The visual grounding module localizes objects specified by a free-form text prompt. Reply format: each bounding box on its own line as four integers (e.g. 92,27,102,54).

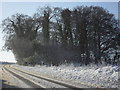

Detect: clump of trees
2,6,120,66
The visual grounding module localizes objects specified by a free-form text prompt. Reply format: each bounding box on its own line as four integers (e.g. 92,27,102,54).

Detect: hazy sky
0,1,119,62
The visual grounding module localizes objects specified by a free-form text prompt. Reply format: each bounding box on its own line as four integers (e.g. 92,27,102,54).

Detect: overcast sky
0,0,119,62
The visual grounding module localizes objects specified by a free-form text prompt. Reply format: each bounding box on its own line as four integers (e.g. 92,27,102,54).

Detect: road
1,65,84,89
0,64,119,90
1,64,33,89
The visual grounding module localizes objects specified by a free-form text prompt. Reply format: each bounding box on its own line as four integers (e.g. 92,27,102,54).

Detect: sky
0,0,119,62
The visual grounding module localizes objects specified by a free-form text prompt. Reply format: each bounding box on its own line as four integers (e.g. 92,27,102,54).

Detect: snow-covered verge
13,64,119,88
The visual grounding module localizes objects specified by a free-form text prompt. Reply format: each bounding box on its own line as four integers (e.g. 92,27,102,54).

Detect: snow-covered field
13,64,119,88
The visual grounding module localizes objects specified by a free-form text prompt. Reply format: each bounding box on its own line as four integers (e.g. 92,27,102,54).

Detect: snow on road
13,64,119,88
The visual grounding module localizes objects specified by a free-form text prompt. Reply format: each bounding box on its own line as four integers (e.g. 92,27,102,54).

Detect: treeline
2,6,120,66
0,61,15,64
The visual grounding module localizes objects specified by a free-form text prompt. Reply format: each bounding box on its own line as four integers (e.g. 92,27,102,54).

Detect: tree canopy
2,6,119,66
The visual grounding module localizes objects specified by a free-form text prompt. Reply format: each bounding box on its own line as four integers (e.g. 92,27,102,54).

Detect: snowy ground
13,64,119,88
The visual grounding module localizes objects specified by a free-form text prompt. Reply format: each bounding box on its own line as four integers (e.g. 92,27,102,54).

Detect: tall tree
89,6,119,64
36,6,55,45
2,14,39,64
61,8,73,45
